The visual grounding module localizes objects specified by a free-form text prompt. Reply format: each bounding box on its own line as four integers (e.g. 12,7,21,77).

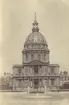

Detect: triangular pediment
23,60,49,66
28,60,43,65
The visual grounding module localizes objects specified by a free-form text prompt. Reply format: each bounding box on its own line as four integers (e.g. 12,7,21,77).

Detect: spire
34,12,36,22
33,12,38,25
32,12,39,32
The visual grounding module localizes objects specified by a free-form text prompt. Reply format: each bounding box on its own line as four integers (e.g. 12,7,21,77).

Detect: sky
0,0,69,76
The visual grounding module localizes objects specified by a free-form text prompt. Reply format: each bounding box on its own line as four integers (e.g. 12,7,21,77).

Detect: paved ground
0,92,69,105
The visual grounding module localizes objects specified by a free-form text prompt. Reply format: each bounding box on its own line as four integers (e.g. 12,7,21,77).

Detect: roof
24,14,48,46
24,32,47,46
49,64,59,67
13,64,23,68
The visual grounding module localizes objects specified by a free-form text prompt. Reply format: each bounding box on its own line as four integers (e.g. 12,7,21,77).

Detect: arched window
26,53,28,61
44,53,46,61
45,67,48,74
31,54,34,60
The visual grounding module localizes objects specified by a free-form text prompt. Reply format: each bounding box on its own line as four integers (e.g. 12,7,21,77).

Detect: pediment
23,60,49,66
28,60,43,65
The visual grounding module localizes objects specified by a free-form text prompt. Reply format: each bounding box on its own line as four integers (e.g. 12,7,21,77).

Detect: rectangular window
51,67,54,73
18,68,21,76
38,54,40,60
51,79,54,85
25,67,28,75
34,66,38,74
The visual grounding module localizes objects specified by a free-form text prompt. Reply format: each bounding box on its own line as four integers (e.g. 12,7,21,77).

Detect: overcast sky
0,0,69,76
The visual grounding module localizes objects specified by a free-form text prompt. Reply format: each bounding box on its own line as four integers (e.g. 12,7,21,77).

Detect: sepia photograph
0,0,69,105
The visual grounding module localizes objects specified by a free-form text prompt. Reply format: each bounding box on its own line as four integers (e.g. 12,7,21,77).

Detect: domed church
12,13,60,93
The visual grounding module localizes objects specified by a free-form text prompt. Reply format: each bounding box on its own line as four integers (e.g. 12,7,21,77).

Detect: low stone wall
30,87,44,93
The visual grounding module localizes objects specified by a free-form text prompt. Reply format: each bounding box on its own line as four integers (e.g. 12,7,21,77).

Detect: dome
24,13,48,46
24,32,47,46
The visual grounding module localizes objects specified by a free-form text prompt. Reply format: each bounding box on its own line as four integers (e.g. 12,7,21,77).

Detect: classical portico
12,13,60,93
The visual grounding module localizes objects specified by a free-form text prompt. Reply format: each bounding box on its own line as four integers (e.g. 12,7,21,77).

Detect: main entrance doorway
33,65,39,92
33,79,39,93
34,79,39,88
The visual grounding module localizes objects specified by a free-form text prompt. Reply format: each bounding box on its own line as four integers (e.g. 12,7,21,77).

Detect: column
56,77,60,90
44,79,47,94
45,85,47,94
28,86,29,94
27,79,30,94
49,79,51,90
13,78,16,91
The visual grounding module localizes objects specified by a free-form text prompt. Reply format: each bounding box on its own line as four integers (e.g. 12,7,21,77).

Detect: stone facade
12,14,60,93
60,71,69,86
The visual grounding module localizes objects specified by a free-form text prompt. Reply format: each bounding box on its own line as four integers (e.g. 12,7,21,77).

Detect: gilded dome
24,32,47,46
24,13,48,46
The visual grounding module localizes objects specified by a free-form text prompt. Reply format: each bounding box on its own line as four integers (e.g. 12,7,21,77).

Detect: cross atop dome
32,12,39,32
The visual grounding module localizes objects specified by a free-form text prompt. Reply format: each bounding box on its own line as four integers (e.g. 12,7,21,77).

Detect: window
34,66,38,74
25,68,28,75
26,53,28,60
18,68,21,76
51,67,54,73
31,54,34,60
45,68,48,74
44,53,46,61
34,79,39,88
51,79,54,85
38,54,40,60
